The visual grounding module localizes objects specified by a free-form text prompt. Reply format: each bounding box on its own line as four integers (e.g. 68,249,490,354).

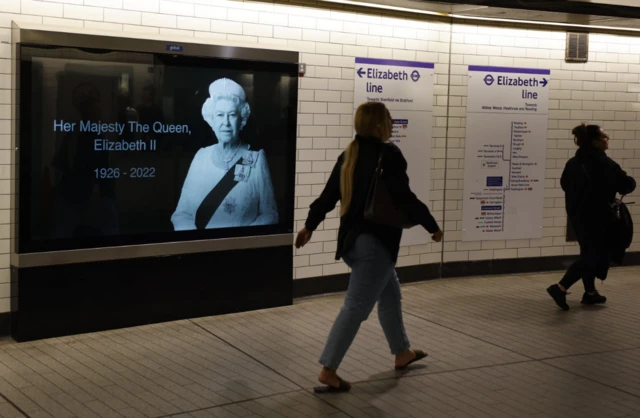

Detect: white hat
209,78,246,100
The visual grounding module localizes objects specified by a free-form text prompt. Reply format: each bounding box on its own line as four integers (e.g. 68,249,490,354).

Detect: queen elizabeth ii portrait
171,78,279,230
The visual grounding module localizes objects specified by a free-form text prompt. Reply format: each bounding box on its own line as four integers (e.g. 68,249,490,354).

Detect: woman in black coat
295,102,443,392
547,124,636,310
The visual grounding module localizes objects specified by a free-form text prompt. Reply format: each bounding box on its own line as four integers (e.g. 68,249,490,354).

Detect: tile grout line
188,319,308,391
438,15,455,275
402,310,538,361
188,320,357,418
536,346,640,362
0,391,30,418
156,388,304,418
351,358,537,386
541,360,640,400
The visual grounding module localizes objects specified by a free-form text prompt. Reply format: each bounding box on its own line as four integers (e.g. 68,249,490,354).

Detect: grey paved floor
1,267,640,418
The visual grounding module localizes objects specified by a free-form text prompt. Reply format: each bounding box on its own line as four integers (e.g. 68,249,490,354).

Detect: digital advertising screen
18,44,298,253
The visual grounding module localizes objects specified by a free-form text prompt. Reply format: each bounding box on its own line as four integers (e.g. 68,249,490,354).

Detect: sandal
395,350,428,370
313,376,352,393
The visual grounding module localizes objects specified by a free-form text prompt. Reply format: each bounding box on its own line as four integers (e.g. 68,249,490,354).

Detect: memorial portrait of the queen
171,78,279,230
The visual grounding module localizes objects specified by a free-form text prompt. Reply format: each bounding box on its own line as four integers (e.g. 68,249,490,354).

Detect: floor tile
1,268,639,417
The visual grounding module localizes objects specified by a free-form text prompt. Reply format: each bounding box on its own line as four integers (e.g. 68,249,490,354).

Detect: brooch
223,197,236,214
240,150,258,167
234,164,251,182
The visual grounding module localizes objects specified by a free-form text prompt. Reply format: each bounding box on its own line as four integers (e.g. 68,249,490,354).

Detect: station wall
1,0,640,312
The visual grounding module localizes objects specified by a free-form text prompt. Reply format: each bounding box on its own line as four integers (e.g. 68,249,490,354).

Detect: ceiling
328,0,640,30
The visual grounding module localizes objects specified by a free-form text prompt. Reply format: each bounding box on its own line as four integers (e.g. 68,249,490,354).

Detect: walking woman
547,123,636,310
295,102,443,392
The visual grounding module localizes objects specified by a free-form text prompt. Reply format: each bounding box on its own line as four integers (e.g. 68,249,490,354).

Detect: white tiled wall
1,0,640,314
446,25,640,263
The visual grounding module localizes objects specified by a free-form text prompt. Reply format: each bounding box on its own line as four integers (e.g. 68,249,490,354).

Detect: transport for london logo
411,70,420,82
484,74,495,86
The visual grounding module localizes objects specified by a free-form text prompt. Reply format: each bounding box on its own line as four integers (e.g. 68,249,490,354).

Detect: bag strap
376,144,388,173
195,157,244,229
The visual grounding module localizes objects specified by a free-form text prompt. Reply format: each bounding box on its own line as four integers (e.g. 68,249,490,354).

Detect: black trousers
559,258,596,293
560,237,609,293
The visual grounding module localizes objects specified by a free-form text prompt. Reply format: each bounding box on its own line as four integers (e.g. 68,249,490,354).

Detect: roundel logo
411,70,421,82
484,74,495,86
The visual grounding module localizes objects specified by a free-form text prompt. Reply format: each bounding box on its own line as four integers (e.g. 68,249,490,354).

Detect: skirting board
292,251,640,298
2,251,639,338
0,313,8,339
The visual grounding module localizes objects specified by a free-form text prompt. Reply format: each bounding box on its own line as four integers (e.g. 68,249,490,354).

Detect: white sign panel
462,66,550,241
354,58,434,246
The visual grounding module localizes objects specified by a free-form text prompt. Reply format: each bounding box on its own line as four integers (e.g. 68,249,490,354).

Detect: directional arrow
541,78,548,87
357,68,365,78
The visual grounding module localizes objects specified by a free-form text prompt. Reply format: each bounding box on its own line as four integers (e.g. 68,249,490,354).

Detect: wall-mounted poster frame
10,23,299,341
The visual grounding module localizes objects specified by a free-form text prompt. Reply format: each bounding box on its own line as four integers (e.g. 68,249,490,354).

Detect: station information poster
462,66,550,241
354,57,434,246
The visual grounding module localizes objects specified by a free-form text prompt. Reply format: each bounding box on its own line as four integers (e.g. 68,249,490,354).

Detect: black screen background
18,45,297,253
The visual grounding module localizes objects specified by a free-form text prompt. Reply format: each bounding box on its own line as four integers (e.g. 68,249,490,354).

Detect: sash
195,157,244,230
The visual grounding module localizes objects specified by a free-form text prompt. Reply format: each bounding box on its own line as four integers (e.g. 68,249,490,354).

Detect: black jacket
305,135,440,262
561,147,636,240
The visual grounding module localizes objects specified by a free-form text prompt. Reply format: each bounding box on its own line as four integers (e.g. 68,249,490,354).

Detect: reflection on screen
19,45,297,253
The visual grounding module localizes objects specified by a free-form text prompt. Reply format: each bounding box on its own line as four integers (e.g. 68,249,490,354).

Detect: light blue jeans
319,234,411,370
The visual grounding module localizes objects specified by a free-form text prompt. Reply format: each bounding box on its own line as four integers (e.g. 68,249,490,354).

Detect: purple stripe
469,65,550,75
356,57,434,69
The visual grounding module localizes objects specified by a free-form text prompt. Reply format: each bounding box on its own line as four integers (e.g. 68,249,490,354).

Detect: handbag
580,163,635,267
610,196,634,250
364,152,416,229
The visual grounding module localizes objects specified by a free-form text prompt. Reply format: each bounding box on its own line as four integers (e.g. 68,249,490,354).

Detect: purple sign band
356,57,434,69
469,65,551,75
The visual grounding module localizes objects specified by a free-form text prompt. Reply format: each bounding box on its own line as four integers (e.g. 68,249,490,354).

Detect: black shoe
581,291,607,305
547,285,570,311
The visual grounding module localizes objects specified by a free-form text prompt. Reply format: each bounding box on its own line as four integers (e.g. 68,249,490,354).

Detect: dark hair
572,123,603,147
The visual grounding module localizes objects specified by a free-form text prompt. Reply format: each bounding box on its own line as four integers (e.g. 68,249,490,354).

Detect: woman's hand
431,230,443,242
295,227,313,248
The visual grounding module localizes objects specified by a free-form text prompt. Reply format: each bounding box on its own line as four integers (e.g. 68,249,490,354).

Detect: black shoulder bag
581,163,634,264
364,152,416,229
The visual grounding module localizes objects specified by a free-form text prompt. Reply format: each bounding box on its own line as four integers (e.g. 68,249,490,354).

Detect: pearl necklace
218,143,241,169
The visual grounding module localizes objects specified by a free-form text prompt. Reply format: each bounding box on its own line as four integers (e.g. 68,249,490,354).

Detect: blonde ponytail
340,140,359,216
340,101,390,217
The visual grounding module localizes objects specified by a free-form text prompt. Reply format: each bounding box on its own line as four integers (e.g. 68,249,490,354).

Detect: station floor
1,267,640,418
